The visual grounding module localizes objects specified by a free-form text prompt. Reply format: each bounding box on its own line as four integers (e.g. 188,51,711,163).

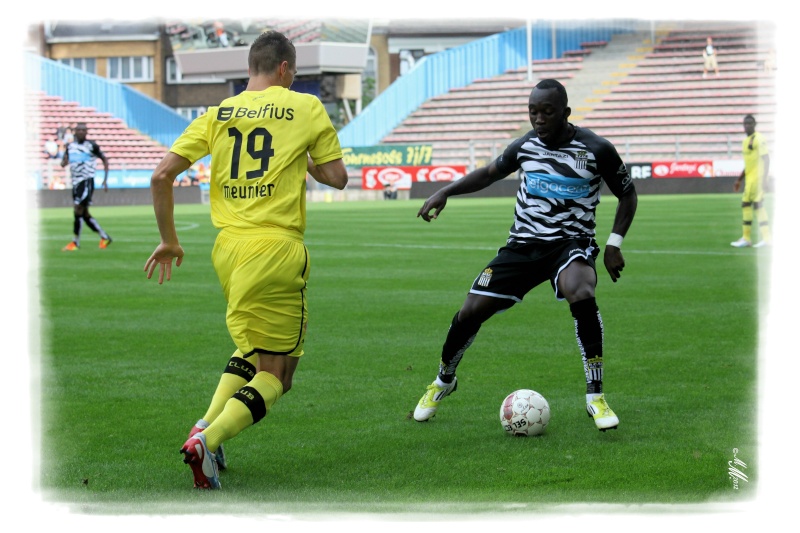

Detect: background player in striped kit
413,78,637,432
60,122,113,251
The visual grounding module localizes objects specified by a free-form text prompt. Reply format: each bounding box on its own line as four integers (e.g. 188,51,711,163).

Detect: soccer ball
500,389,550,436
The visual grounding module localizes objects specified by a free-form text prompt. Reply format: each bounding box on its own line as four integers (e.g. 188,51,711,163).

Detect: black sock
437,312,482,383
73,214,82,239
83,215,109,239
570,297,604,395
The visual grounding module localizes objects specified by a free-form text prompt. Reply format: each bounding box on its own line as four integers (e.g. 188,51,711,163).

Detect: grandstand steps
579,22,776,161
381,61,546,156
558,30,655,116
630,50,772,70
413,30,656,167
399,23,775,166
27,91,169,187
381,39,639,166
378,21,776,167
611,78,775,94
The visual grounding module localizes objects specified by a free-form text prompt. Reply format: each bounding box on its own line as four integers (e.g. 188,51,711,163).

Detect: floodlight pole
527,19,533,82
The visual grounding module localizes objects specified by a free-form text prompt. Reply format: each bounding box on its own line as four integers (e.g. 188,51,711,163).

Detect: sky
5,1,797,531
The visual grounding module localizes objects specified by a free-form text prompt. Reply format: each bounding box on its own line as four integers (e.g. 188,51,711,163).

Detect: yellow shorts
742,176,763,204
212,227,309,357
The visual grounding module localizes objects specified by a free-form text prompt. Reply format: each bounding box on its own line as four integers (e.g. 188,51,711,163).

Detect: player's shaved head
534,79,568,109
249,30,296,76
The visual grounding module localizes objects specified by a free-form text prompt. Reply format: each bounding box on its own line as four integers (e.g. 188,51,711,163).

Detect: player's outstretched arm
145,152,191,284
99,153,110,191
417,162,503,222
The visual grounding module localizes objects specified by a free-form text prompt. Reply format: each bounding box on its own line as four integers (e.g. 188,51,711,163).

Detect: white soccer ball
500,389,550,436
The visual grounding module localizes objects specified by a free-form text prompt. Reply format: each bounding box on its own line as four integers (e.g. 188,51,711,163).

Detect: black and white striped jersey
66,140,105,183
494,125,634,244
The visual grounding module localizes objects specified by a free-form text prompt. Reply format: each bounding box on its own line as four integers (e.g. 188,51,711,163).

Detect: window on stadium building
365,47,377,93
165,57,224,85
175,106,208,121
107,56,154,82
59,57,96,75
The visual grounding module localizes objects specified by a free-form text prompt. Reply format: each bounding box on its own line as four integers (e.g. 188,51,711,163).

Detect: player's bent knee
256,354,299,394
460,296,509,323
565,286,595,303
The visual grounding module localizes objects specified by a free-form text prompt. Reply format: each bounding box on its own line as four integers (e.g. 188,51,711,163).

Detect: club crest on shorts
478,268,493,287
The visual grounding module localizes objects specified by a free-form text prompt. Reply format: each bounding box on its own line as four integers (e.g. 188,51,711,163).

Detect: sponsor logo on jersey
542,150,569,159
217,104,295,121
524,172,591,199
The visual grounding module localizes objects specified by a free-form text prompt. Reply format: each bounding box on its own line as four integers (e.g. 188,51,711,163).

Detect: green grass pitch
28,191,776,520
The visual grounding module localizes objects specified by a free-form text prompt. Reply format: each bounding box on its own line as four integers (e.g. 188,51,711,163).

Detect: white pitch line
37,222,201,242
308,242,763,256
37,229,763,257
174,223,200,231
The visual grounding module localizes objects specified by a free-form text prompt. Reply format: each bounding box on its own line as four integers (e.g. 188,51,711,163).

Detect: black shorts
469,237,599,302
72,179,95,207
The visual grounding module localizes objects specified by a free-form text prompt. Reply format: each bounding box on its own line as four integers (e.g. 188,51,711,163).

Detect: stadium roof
43,20,161,42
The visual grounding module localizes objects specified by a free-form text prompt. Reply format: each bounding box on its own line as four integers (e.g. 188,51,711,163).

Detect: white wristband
606,233,624,248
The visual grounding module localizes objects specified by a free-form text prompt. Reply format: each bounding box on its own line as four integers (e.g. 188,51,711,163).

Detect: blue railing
25,52,189,149
338,19,638,147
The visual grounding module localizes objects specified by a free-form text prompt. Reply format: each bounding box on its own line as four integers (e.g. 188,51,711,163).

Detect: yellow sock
202,371,284,452
202,350,259,424
756,207,771,242
742,205,753,241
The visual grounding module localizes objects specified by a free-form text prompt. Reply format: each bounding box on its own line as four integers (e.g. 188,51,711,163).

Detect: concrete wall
36,177,739,209
408,176,741,199
37,187,201,209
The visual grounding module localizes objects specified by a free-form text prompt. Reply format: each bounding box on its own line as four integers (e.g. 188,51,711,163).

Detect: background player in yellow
731,114,771,248
143,30,348,489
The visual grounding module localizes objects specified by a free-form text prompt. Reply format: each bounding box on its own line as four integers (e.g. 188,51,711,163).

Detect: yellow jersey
742,131,768,181
170,86,342,234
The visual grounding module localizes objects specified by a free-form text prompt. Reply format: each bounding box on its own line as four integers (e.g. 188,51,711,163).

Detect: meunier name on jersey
224,183,276,199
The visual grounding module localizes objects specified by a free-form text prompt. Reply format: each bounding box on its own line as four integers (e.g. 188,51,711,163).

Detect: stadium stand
381,55,589,166
28,91,169,189
31,20,775,199
578,25,776,161
376,23,775,167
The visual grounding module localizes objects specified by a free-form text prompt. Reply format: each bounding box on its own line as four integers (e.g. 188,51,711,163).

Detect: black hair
534,79,568,108
248,30,296,75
